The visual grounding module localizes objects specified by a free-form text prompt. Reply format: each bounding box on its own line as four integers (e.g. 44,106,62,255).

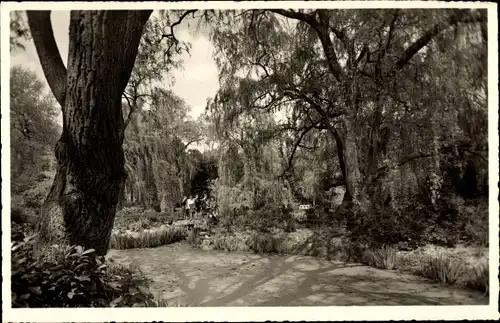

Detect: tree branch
279,122,319,177
122,92,135,130
394,10,486,70
269,9,344,82
355,44,369,66
385,10,399,53
160,10,197,43
269,9,316,25
462,148,488,163
183,139,199,150
374,144,488,181
27,11,67,108
284,89,344,120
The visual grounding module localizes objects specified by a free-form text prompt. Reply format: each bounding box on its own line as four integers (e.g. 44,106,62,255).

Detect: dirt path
107,243,488,306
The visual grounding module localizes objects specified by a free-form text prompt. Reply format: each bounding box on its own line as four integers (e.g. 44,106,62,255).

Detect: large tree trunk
336,87,372,217
28,10,152,255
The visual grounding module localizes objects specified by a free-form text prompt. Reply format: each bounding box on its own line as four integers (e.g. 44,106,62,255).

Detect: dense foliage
204,8,488,247
12,234,165,307
10,66,61,223
10,8,489,308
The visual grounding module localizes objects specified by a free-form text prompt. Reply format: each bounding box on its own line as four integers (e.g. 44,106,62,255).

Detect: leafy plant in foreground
11,234,165,307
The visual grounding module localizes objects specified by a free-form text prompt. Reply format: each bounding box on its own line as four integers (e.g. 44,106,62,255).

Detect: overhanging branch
375,145,488,181
160,10,197,43
27,11,67,108
394,10,486,71
279,122,319,178
122,92,136,130
269,9,344,82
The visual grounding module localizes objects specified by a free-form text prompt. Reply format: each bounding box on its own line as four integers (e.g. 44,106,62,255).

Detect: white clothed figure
187,197,196,218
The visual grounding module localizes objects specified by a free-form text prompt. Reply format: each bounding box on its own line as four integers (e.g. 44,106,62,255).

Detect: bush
363,245,398,270
109,225,186,250
464,262,489,294
11,207,36,242
459,198,489,247
336,239,366,263
395,253,424,273
247,232,285,254
418,255,466,285
11,235,166,307
113,211,178,232
212,235,248,252
346,195,443,249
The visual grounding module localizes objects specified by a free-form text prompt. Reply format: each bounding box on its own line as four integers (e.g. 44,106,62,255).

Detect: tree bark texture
30,10,152,255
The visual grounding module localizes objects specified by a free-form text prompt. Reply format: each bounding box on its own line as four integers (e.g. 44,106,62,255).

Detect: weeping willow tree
206,9,487,218
122,88,203,212
208,77,294,220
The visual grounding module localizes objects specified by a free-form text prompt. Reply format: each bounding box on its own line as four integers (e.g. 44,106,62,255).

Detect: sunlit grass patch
110,225,186,250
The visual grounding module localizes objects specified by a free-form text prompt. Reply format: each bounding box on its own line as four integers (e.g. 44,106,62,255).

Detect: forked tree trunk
28,10,152,255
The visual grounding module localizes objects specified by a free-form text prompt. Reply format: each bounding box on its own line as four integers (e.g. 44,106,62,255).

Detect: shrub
212,235,248,252
395,253,424,274
418,255,466,285
109,225,186,250
247,232,285,254
346,205,427,249
327,239,367,263
11,208,36,243
363,245,398,270
21,179,53,210
464,262,489,294
11,235,165,307
459,199,489,247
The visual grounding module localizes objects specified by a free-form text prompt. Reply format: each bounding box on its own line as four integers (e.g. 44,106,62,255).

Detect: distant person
197,194,206,213
187,196,196,219
184,196,191,218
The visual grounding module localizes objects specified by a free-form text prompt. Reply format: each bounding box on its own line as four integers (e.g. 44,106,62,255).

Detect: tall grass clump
363,245,398,270
110,225,186,250
418,255,466,285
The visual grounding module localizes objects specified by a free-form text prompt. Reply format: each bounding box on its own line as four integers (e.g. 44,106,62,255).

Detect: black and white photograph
2,1,498,322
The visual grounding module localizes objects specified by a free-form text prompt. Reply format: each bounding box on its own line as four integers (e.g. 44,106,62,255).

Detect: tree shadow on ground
186,253,485,306
110,243,487,307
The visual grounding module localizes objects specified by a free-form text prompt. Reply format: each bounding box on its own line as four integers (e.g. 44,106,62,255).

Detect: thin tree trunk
31,10,152,255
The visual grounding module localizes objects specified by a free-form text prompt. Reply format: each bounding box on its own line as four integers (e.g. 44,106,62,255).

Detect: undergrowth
11,234,167,307
212,235,248,252
362,245,398,270
417,255,466,285
247,232,285,254
464,262,489,294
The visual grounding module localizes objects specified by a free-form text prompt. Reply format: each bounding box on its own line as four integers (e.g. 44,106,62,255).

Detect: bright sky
10,11,219,122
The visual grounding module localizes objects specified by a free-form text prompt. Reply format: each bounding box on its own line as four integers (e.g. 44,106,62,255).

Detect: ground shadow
109,244,488,307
